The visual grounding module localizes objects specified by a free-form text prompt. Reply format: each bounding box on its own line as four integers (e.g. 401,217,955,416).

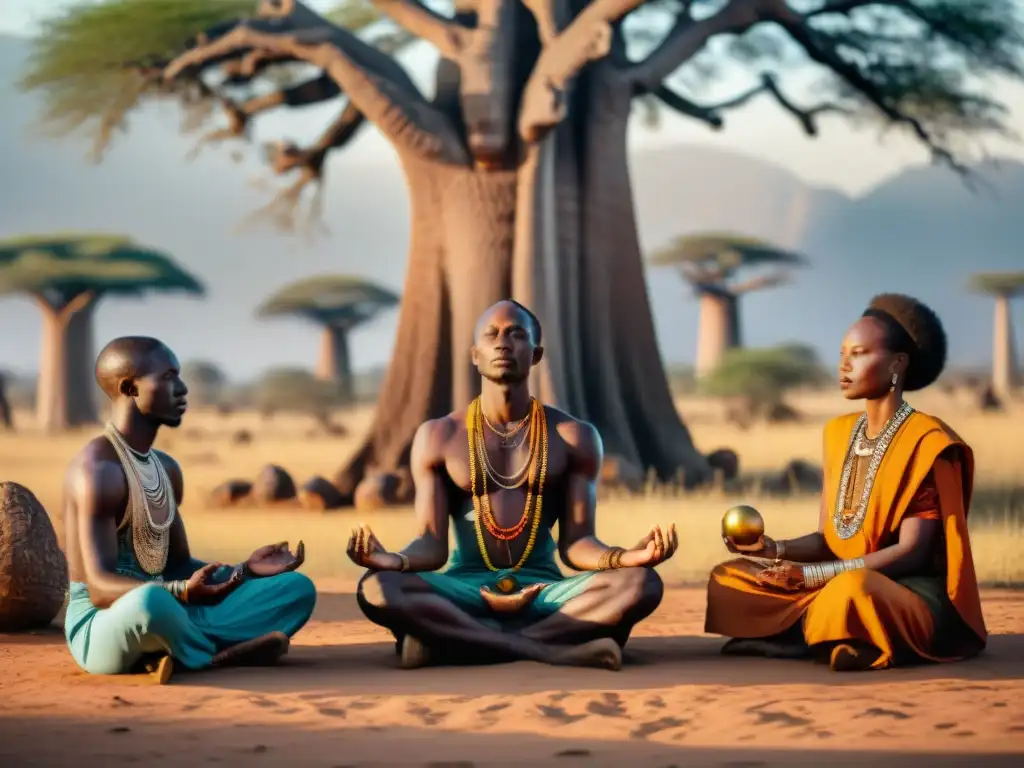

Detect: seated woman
705,293,987,672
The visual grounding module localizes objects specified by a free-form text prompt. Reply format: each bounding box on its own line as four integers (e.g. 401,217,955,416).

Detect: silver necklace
104,422,176,575
832,402,914,539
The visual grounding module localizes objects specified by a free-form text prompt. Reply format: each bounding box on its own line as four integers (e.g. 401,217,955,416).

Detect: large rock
251,465,297,504
298,476,346,511
354,472,414,510
208,480,253,508
0,482,68,631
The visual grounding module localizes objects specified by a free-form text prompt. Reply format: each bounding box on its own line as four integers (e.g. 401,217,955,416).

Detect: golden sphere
722,505,764,546
495,576,520,594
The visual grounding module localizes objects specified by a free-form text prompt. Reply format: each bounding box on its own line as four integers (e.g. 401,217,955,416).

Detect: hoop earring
889,372,898,393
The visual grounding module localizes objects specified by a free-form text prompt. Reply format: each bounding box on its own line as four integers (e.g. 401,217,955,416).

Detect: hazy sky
5,0,1024,195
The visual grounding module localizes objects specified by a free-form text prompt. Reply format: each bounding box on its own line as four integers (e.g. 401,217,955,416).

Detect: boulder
208,480,253,508
251,464,297,503
354,472,413,510
705,448,740,482
298,476,347,511
0,482,69,631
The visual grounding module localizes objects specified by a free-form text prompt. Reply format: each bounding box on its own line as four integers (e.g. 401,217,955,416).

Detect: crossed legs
356,567,664,669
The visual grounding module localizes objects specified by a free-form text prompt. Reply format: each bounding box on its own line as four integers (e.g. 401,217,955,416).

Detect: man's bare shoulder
544,406,602,457
413,413,462,464
152,449,182,479
65,437,128,505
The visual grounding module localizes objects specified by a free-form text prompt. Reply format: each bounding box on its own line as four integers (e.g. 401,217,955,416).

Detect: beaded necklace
104,422,176,575
467,397,547,572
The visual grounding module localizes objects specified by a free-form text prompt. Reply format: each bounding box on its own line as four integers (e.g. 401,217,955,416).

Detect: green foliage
650,233,806,272
0,233,204,304
254,366,343,416
969,271,1024,297
256,274,400,328
18,0,254,157
699,344,827,419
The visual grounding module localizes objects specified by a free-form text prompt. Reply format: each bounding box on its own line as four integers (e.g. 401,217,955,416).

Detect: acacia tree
650,233,806,377
970,271,1024,399
0,235,204,432
255,275,400,403
20,0,1024,497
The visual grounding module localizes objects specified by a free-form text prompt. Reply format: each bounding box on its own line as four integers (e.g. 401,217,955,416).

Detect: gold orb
722,505,764,546
495,576,520,594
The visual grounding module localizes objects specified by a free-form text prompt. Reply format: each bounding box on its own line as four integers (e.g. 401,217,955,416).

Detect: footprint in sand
744,702,811,729
537,705,587,725
408,704,448,726
585,693,626,718
245,696,278,709
645,696,666,710
553,748,592,758
628,716,687,739
934,722,956,730
859,707,911,720
316,705,347,718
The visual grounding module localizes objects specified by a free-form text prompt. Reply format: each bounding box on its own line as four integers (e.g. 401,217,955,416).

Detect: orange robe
705,411,987,669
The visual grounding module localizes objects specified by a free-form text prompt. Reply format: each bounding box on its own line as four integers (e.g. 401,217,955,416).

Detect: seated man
349,300,676,670
63,336,317,683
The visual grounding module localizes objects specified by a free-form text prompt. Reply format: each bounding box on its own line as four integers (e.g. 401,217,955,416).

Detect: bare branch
651,84,725,129
627,0,781,91
770,4,967,170
164,7,470,165
370,1,469,59
521,0,561,43
244,102,366,236
520,0,652,142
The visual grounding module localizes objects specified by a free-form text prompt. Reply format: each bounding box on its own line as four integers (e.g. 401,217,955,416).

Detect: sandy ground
1,583,1023,767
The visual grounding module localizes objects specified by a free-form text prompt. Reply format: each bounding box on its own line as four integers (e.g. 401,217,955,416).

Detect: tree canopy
0,234,204,305
650,232,807,290
18,1,1024,175
969,270,1024,298
255,274,400,327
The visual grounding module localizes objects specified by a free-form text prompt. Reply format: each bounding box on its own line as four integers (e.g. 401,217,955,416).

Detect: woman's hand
754,563,805,592
723,534,778,559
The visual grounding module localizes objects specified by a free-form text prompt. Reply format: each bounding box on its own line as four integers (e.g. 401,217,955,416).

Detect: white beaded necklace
104,422,176,576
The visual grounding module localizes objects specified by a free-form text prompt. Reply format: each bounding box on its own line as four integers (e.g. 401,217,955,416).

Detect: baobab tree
970,271,1024,400
0,234,204,432
20,1,1024,499
650,233,806,377
255,275,400,403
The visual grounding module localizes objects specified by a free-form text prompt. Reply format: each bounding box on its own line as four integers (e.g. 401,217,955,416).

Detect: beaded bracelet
801,558,865,589
599,547,626,571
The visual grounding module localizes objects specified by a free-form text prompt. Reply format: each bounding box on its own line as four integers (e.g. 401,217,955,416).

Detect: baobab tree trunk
65,298,100,426
333,159,516,496
991,293,1018,399
315,325,354,403
573,61,709,482
34,292,98,433
695,289,740,379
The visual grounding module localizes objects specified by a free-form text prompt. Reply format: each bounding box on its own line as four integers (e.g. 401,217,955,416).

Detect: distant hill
0,33,1021,380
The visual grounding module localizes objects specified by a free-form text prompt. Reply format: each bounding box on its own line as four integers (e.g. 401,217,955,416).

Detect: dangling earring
889,372,898,393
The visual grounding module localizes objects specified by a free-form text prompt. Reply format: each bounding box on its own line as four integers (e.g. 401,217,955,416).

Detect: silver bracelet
774,540,786,564
801,558,865,589
162,579,189,602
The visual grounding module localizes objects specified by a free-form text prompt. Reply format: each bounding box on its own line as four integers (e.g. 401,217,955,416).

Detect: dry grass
1,387,1022,584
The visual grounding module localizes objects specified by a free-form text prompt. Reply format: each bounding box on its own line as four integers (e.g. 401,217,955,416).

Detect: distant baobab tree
970,271,1024,400
18,0,1024,499
0,234,204,432
255,275,400,404
650,233,806,378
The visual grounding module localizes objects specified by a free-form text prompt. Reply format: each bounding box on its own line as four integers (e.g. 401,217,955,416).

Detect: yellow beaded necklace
467,397,548,574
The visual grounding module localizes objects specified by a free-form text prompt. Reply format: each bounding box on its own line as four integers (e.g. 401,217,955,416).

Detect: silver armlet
801,558,865,589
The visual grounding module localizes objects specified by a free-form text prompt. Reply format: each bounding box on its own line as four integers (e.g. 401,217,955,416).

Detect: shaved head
475,299,542,345
95,336,168,400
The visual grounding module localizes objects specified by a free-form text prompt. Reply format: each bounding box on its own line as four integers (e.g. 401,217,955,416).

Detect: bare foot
830,642,880,671
548,638,622,671
211,631,290,668
722,638,809,659
143,655,174,685
399,635,433,670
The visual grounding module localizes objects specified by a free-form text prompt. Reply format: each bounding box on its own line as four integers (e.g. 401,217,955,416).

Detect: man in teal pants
62,336,316,682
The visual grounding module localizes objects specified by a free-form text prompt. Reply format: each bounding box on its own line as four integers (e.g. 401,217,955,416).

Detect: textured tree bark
34,292,99,433
695,289,740,379
991,294,1018,398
